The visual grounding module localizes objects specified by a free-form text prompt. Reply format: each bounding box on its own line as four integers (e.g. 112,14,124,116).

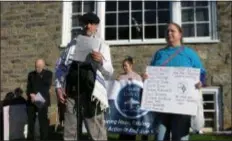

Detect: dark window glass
132,26,142,39
158,25,167,38
119,27,129,39
158,11,170,23
106,13,116,25
119,1,129,11
182,9,194,22
197,23,209,36
132,12,142,25
106,1,117,11
119,13,129,25
105,27,117,40
145,1,157,10
182,24,195,37
145,11,156,24
132,1,142,10
145,26,157,39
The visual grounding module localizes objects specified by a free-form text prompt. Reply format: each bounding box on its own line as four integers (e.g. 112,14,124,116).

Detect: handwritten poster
141,66,200,116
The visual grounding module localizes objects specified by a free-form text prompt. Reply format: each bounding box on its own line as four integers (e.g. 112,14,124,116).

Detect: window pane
132,12,142,25
204,112,214,119
145,1,156,10
157,1,169,9
132,1,142,10
145,11,156,24
73,2,81,13
182,9,194,22
132,26,142,39
203,94,214,101
119,13,129,25
106,13,116,26
145,26,156,39
72,15,81,27
196,8,209,21
181,1,194,7
158,25,167,38
83,1,95,12
182,24,195,37
196,1,208,6
197,23,209,36
119,27,129,39
205,120,214,127
158,11,170,23
105,27,117,40
106,1,117,11
119,1,129,11
204,103,214,110
72,29,83,39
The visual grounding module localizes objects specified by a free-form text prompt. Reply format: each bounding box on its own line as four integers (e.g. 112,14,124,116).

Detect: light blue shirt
150,46,206,85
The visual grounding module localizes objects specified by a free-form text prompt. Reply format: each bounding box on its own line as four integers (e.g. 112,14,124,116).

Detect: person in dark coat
26,59,53,140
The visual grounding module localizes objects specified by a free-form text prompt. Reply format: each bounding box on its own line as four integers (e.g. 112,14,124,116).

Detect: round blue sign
114,83,148,119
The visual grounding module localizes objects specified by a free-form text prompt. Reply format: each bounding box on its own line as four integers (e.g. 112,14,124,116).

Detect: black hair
78,12,100,25
4,92,15,101
123,56,134,65
14,87,23,96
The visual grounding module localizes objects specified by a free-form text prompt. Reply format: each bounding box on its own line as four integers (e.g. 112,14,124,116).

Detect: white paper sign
34,92,45,108
141,66,200,116
71,35,101,62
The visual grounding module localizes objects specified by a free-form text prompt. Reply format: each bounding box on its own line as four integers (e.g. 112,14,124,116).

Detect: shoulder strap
161,46,184,66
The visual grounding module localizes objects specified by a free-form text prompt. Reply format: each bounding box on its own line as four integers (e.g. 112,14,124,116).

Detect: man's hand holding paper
91,50,103,63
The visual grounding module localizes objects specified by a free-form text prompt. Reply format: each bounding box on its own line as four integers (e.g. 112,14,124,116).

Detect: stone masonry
0,1,231,129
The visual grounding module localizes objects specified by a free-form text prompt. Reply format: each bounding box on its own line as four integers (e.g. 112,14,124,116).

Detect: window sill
106,38,220,46
59,38,220,48
59,44,68,48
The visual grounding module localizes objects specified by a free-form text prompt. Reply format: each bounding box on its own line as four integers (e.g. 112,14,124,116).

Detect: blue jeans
155,113,191,141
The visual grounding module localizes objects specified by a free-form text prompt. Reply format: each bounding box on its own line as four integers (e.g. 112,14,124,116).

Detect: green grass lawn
49,126,231,141
108,133,232,140
189,133,231,140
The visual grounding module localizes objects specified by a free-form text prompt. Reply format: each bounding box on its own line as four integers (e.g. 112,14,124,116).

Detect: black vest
65,61,102,118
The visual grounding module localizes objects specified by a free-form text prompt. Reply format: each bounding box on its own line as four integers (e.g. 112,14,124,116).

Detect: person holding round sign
118,56,148,140
143,23,206,141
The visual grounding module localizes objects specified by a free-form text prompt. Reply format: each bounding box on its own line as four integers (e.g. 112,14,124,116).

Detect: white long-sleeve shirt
55,36,114,89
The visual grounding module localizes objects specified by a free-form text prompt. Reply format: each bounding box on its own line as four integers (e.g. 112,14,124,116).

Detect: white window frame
201,86,223,132
61,0,219,47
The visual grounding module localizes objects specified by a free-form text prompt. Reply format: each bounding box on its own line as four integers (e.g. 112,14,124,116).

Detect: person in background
143,22,206,141
26,59,53,140
118,56,148,141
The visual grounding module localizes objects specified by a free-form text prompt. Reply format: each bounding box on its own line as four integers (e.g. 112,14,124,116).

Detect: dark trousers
27,104,49,140
156,113,191,140
57,102,65,125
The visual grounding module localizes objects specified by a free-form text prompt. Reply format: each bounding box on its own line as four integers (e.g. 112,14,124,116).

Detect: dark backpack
65,61,102,118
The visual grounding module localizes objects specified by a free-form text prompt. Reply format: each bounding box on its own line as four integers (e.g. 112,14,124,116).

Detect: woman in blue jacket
144,23,206,141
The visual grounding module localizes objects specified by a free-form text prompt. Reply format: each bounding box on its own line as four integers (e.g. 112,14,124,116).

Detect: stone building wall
1,2,62,104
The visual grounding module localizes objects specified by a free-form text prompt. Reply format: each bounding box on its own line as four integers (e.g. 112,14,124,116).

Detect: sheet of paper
71,35,101,62
34,92,45,108
141,66,200,116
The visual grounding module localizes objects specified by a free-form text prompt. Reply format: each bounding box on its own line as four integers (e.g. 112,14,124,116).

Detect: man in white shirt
55,12,113,140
